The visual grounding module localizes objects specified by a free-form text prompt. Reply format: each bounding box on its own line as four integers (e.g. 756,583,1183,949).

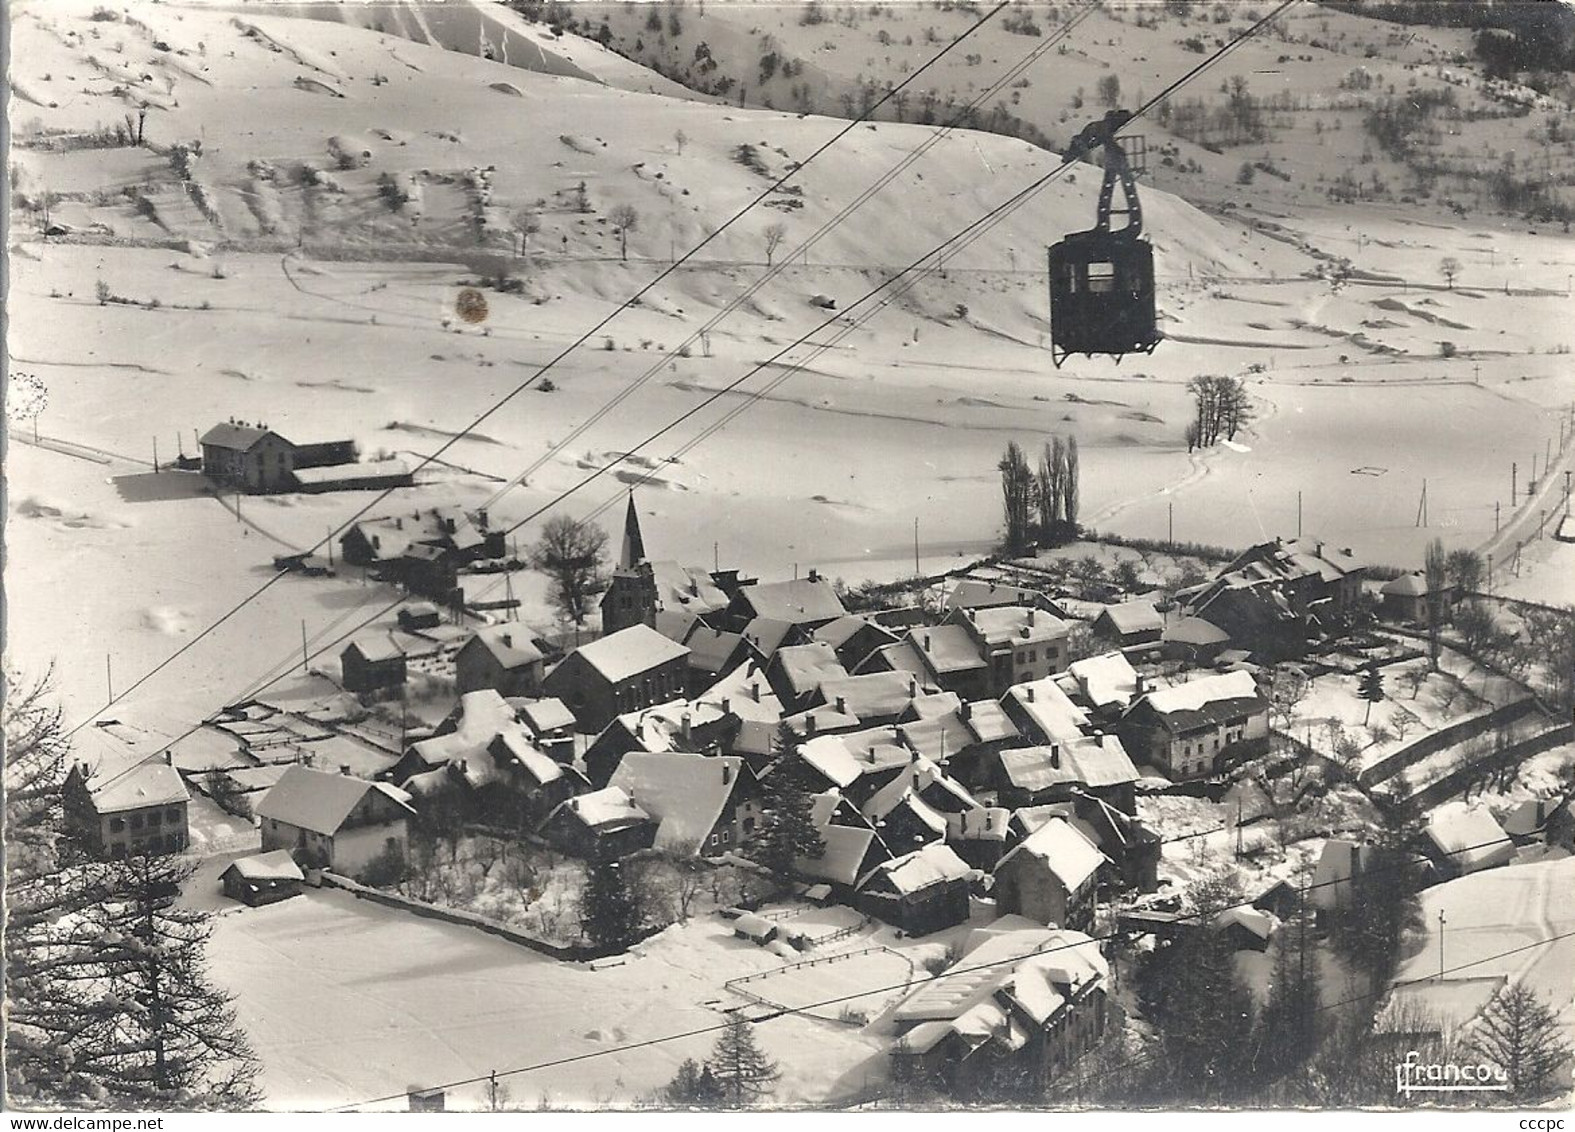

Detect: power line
59,0,1015,742
325,826,1534,1111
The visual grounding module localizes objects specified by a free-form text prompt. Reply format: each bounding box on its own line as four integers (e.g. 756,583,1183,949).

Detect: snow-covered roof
87,762,190,814
998,736,1136,793
996,817,1106,892
773,642,849,699
947,579,1048,611
651,560,730,614
1214,906,1276,941
224,849,305,883
800,734,864,789
291,459,411,486
1382,572,1437,597
254,765,413,836
606,752,742,854
740,616,797,660
467,622,544,670
964,605,1069,647
561,786,650,831
736,577,846,625
1425,802,1515,873
346,634,404,664
1097,600,1164,636
571,624,689,684
1142,670,1260,715
493,730,563,786
1002,677,1090,743
733,912,777,941
963,699,1020,745
201,422,283,451
861,842,973,896
909,624,986,674
409,690,519,771
797,823,881,886
520,697,577,735
817,671,927,721
1164,616,1231,646
1068,651,1139,711
685,627,748,674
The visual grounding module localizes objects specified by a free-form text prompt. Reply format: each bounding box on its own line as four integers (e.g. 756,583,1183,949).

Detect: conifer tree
581,858,640,950
1462,983,1572,1098
1254,895,1319,1081
1357,665,1385,726
708,1016,779,1107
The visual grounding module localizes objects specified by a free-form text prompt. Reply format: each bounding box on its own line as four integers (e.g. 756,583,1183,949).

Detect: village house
486,729,586,828
1213,907,1276,953
1116,670,1269,780
63,759,190,859
860,756,976,855
1184,577,1306,662
889,917,1109,1099
583,699,734,787
681,626,752,695
1380,572,1453,624
795,808,890,898
723,573,847,633
388,689,519,790
1066,651,1141,720
340,636,406,699
856,842,975,935
518,697,578,762
808,671,936,728
1222,536,1368,613
1061,791,1161,893
946,579,1063,615
339,507,503,573
455,622,546,698
690,662,785,770
1091,600,1166,649
1162,615,1232,666
220,850,306,907
813,614,901,672
1001,676,1093,748
541,623,691,733
989,736,1140,814
946,605,1071,695
739,617,806,664
765,642,850,712
398,602,444,633
991,816,1107,931
540,786,656,859
199,421,298,493
905,623,991,702
1309,838,1376,924
1423,802,1516,879
255,766,415,880
606,752,760,857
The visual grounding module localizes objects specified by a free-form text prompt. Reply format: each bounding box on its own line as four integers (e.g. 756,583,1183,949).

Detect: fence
1396,722,1575,817
317,871,637,962
1357,698,1543,788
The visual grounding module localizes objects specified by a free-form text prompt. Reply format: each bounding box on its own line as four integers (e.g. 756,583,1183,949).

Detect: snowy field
205,888,892,1110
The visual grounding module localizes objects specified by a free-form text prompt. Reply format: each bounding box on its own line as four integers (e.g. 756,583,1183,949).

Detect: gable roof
408,690,519,773
1003,677,1090,744
685,627,749,675
224,849,305,883
467,623,545,670
947,578,1048,611
1134,670,1265,732
520,697,577,735
1068,652,1139,711
346,635,405,664
1097,600,1164,636
816,671,928,721
1382,572,1437,597
861,842,973,896
254,765,413,836
492,730,564,787
1425,802,1515,872
997,737,1138,793
797,823,884,886
1164,616,1231,647
557,786,651,832
736,578,847,625
200,422,286,451
740,617,798,660
909,624,987,675
963,605,1070,648
996,816,1107,891
963,699,1020,745
570,624,689,685
651,560,730,614
772,642,849,700
88,762,190,814
607,752,744,853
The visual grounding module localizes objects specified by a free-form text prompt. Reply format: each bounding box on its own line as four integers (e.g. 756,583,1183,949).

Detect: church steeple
618,490,646,571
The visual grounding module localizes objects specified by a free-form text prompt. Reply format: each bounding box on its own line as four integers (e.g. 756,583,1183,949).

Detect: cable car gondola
1047,110,1162,368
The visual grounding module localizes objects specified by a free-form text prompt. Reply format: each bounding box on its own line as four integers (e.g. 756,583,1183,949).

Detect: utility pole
1438,909,1447,982
1473,363,1480,385
1168,501,1174,546
1487,553,1494,591
1539,509,1547,539
106,654,114,706
1495,500,1501,533
713,541,719,573
914,516,921,578
301,620,309,675
153,436,159,473
1512,461,1517,503
1414,480,1427,528
1297,490,1303,537
326,527,334,569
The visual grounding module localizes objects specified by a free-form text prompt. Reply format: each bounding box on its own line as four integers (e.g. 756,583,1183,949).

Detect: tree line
999,435,1080,556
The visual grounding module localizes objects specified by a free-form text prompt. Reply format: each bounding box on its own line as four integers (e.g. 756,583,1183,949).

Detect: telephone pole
301,620,309,675
1414,480,1427,528
1297,490,1304,537
914,516,921,578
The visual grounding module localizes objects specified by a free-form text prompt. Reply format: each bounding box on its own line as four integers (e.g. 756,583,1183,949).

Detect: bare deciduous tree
763,221,787,266
609,204,639,261
528,515,610,625
1439,256,1461,290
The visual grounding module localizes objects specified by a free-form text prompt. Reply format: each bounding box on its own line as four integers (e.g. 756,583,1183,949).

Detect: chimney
722,762,732,785
751,681,761,703
808,568,820,583
681,711,692,740
395,518,403,530
908,678,917,698
502,632,513,648
1027,609,1036,626
806,715,817,737
1135,673,1149,696
1050,744,1060,770
340,764,351,776
1027,686,1036,702
868,746,877,764
372,534,381,550
721,696,731,714
923,633,932,650
1020,626,1031,639
458,759,468,775
961,701,973,720
163,750,174,766
477,508,489,529
967,608,976,622
836,695,847,715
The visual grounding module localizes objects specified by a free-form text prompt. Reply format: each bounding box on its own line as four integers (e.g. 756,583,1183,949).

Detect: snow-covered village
5,0,1575,1118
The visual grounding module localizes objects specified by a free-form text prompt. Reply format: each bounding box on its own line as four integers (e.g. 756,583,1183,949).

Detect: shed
733,913,779,945
220,849,306,906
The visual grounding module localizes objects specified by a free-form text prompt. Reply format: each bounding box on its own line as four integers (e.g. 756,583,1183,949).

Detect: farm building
991,817,1106,931
856,842,974,936
540,786,657,860
398,602,443,632
455,623,546,698
254,766,415,880
1092,601,1165,648
583,700,734,787
198,422,299,493
519,697,578,761
62,759,190,859
340,636,406,698
606,752,760,858
220,850,306,906
542,624,691,733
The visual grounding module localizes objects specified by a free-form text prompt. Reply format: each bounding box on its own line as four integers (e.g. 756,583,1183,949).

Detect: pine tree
1143,929,1256,1101
581,858,640,950
708,1016,779,1107
1254,896,1319,1082
1330,844,1421,995
663,1057,723,1106
72,852,261,1107
1357,666,1385,726
747,781,825,886
1462,983,1572,1099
